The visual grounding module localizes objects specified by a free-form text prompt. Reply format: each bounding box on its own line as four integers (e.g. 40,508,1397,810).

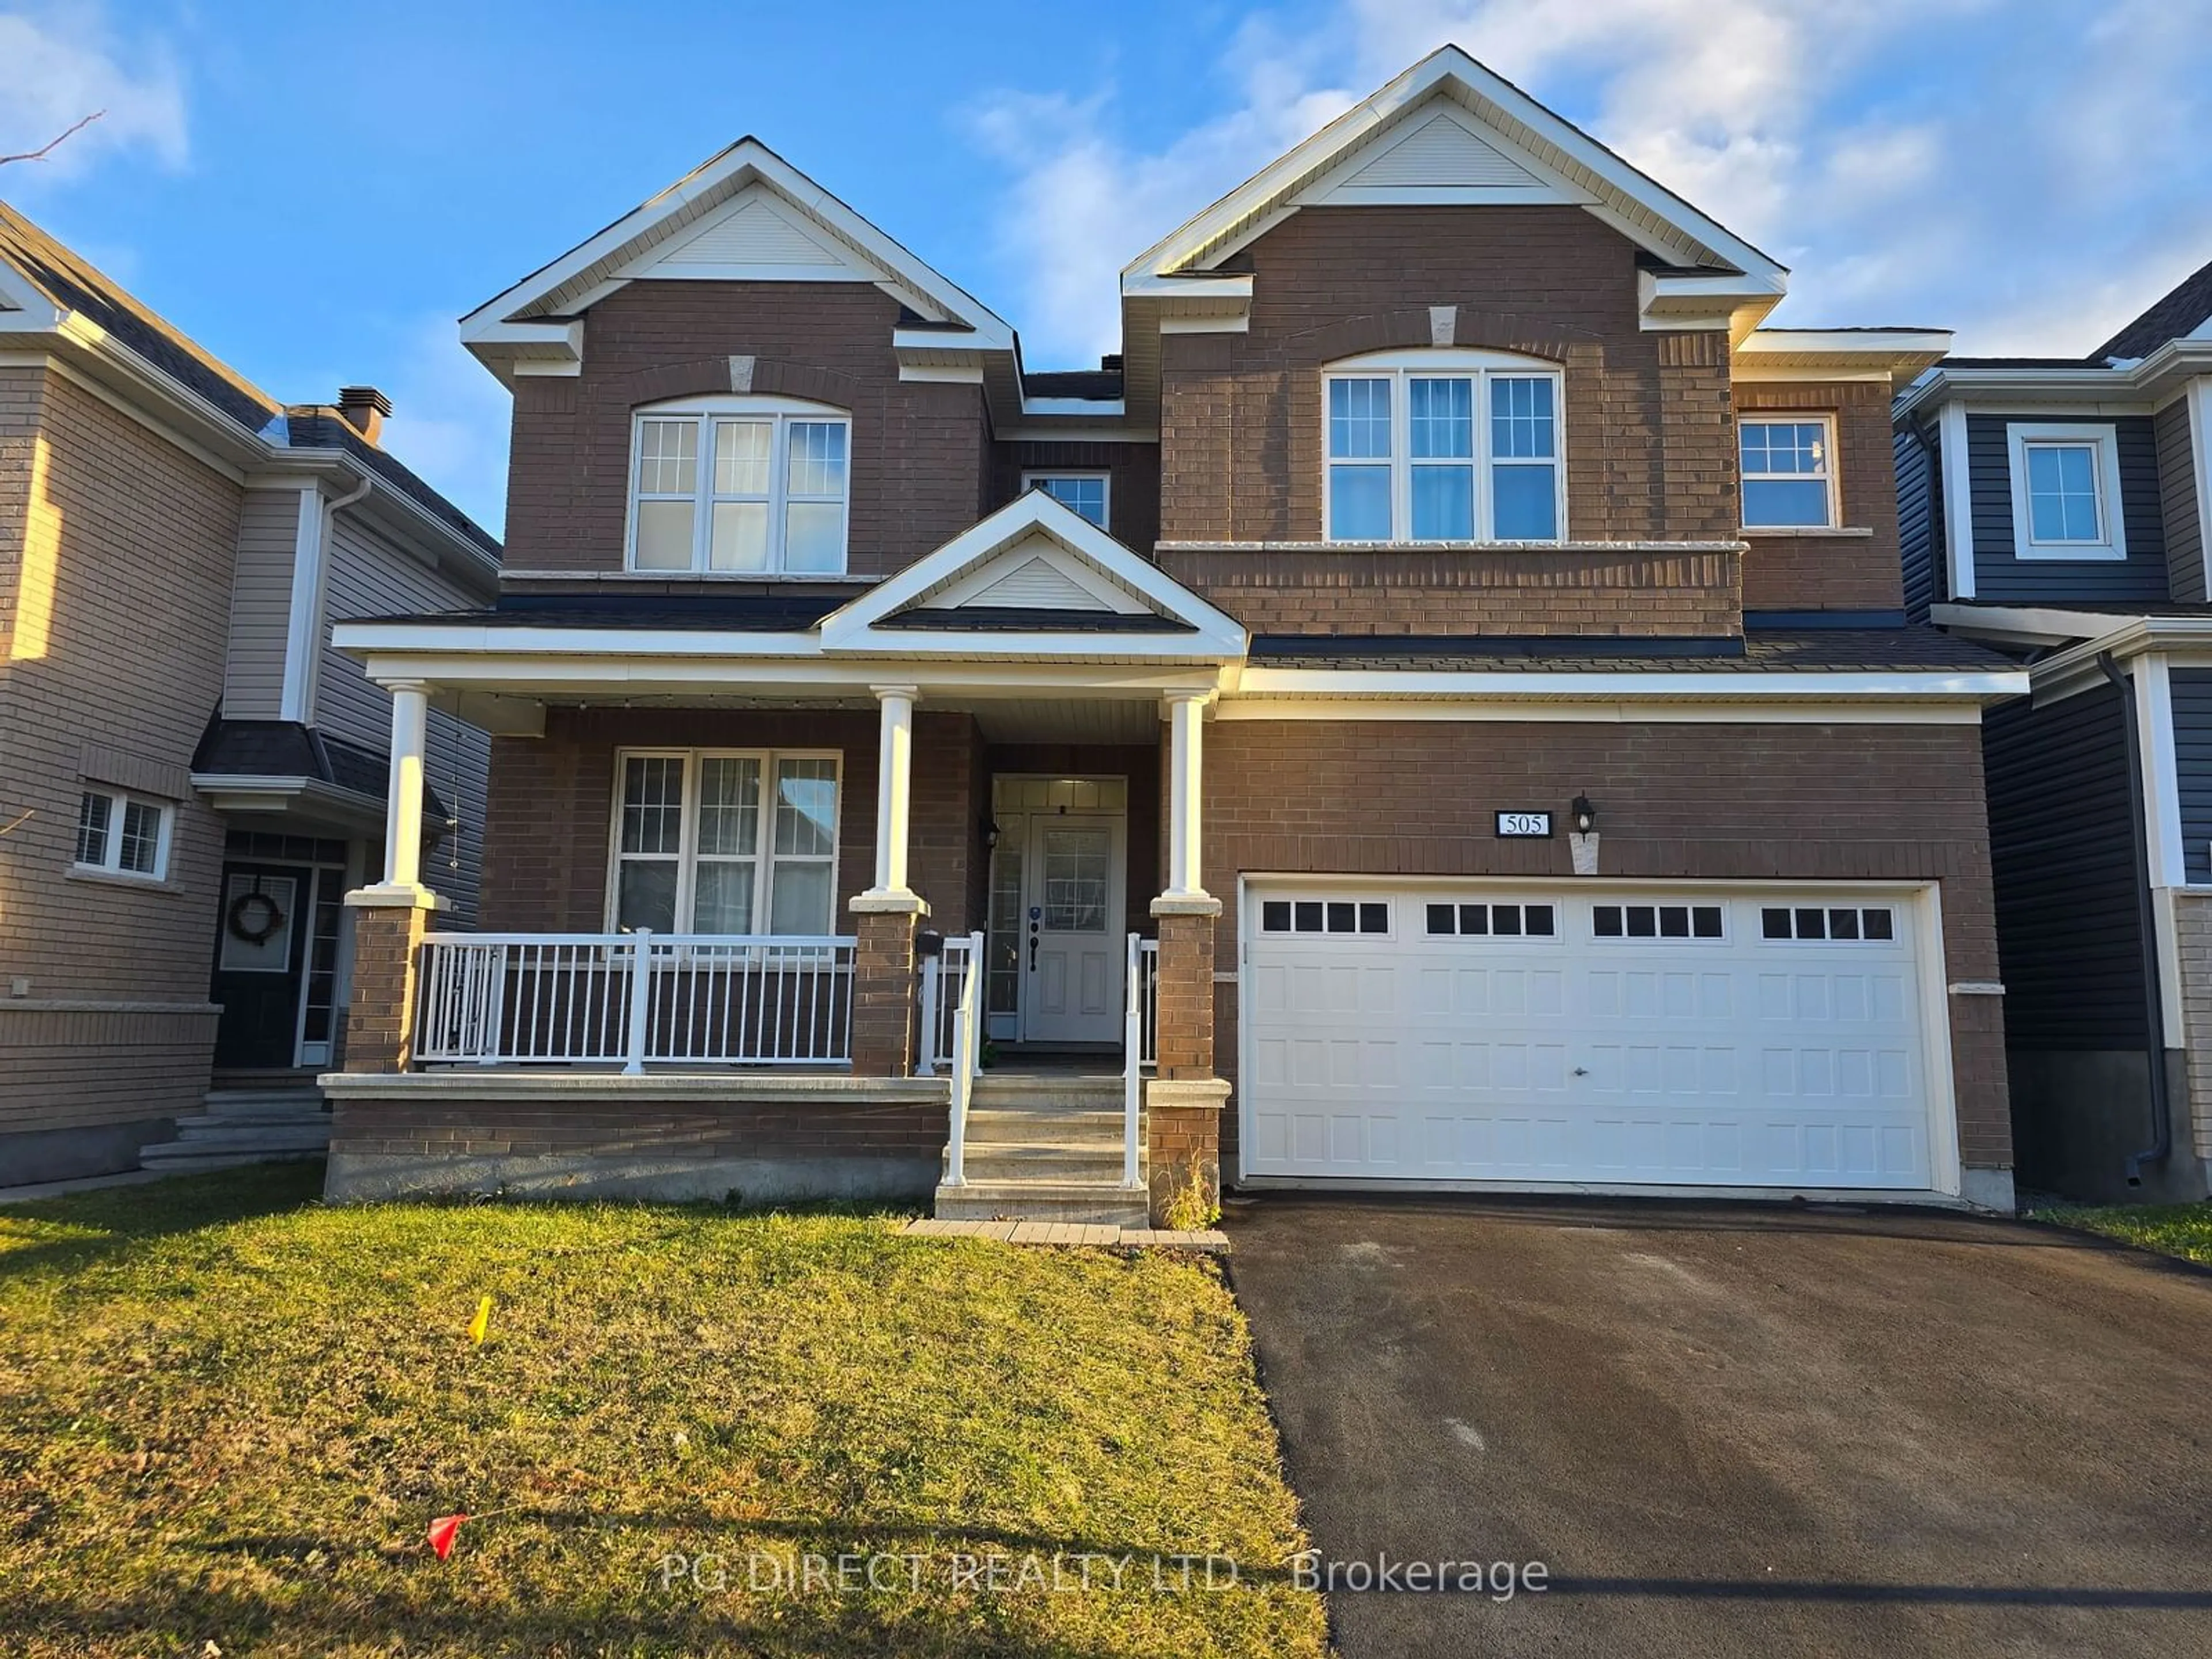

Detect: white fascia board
1214,696,1987,725
822,631,1229,661
1124,46,1785,287
1893,365,2135,423
1743,328,1953,357
1230,666,2027,700
346,649,1228,700
1019,396,1128,418
461,141,1013,351
819,492,1248,654
330,621,825,659
0,263,63,326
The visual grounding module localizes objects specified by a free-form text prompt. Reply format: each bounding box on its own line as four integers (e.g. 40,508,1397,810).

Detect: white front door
1243,881,1948,1192
1021,814,1125,1043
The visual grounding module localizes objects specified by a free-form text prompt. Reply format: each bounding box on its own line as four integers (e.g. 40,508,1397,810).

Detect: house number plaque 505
1495,811,1552,838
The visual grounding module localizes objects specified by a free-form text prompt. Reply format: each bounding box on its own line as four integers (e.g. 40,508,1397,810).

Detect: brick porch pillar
340,894,438,1073
850,903,923,1077
1145,687,1227,1221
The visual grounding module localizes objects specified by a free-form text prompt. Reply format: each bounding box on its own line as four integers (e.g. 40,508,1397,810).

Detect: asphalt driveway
1228,1194,2212,1658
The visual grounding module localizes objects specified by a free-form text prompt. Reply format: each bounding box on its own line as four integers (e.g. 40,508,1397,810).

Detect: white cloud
0,4,187,183
374,317,513,540
971,0,2212,363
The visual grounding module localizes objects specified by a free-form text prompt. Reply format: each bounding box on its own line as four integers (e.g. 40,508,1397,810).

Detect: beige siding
221,486,306,718
0,365,243,1133
319,505,493,925
2158,396,2203,604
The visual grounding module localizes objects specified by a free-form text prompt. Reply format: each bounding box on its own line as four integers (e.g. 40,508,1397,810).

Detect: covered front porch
321,493,1238,1216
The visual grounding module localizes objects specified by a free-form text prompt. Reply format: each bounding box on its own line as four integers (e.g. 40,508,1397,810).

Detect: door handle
1029,935,1039,971
1573,1067,1589,1077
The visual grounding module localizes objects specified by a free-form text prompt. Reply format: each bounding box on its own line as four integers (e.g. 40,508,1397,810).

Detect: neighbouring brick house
0,207,498,1184
1898,255,2212,1203
326,47,2027,1220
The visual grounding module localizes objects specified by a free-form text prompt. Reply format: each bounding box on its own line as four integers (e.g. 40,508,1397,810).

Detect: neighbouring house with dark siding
317,47,2031,1222
1897,255,2212,1200
0,207,499,1184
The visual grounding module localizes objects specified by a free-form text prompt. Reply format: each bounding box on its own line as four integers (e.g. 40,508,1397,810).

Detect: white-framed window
74,787,173,880
2006,422,2127,560
1023,471,1110,529
608,750,840,935
1739,416,1837,528
627,396,851,575
1322,349,1566,543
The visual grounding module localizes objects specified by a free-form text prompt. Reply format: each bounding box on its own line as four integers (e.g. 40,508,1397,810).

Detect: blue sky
5,0,2211,538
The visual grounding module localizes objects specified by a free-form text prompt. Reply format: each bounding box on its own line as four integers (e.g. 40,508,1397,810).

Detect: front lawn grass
0,1166,1328,1657
2030,1200,2212,1265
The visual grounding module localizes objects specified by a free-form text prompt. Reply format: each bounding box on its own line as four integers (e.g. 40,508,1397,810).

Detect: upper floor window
1739,417,1836,528
75,787,172,880
2006,422,2126,560
1323,351,1565,543
628,397,850,575
1025,472,1110,529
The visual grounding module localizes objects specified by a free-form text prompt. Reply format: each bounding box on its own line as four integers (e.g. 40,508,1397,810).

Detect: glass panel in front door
1041,828,1111,932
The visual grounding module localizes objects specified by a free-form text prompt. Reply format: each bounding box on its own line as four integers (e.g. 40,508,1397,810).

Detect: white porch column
866,683,920,901
384,680,430,890
1162,690,1213,900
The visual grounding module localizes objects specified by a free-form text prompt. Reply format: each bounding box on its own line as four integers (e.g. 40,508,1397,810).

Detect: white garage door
1241,882,1945,1192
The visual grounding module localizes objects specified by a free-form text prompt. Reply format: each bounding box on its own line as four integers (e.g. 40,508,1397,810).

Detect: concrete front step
933,1180,1152,1226
948,1141,1132,1177
963,1109,1130,1147
168,1123,331,1150
135,1150,327,1173
203,1088,325,1111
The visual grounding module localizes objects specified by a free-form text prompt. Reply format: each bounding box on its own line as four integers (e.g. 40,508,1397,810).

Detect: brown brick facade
1155,544,1741,636
1202,718,2012,1171
504,282,986,581
1736,380,1906,612
479,707,984,937
1158,207,1740,548
986,440,1161,558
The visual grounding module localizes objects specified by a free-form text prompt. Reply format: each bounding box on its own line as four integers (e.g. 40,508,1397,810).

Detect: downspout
2100,651,2174,1184
280,469,374,723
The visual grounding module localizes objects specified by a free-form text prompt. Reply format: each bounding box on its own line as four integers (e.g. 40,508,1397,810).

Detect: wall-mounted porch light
1570,794,1598,834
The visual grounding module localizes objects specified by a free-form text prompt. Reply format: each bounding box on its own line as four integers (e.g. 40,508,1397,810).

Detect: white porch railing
942,929,986,1187
916,933,980,1075
414,931,857,1070
1122,934,1160,1190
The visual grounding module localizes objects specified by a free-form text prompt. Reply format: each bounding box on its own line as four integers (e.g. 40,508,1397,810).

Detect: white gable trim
820,493,1246,656
0,256,62,324
627,184,894,287
460,139,1014,376
1124,46,1786,305
1300,104,1573,204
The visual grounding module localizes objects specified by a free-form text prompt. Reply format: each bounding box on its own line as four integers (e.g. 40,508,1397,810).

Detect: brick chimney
1099,353,1124,373
336,385,392,446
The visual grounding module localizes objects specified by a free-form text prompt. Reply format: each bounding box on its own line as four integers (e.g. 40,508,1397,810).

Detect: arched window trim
1321,349,1567,544
626,394,853,575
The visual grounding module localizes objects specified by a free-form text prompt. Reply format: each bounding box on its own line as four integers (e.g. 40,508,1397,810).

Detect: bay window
1324,351,1565,543
611,750,840,935
628,397,851,574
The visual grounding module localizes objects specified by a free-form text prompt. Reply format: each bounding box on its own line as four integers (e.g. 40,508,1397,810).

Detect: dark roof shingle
2094,253,2212,362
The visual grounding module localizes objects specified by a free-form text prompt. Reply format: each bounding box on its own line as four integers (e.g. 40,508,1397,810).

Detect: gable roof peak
459,137,1014,380
1122,43,1786,299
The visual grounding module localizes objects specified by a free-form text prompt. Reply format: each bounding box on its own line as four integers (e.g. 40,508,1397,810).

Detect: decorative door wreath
226,888,287,945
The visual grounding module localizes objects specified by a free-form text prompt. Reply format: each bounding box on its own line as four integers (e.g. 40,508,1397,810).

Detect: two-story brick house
0,207,498,1183
326,48,2026,1219
1897,255,2212,1203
